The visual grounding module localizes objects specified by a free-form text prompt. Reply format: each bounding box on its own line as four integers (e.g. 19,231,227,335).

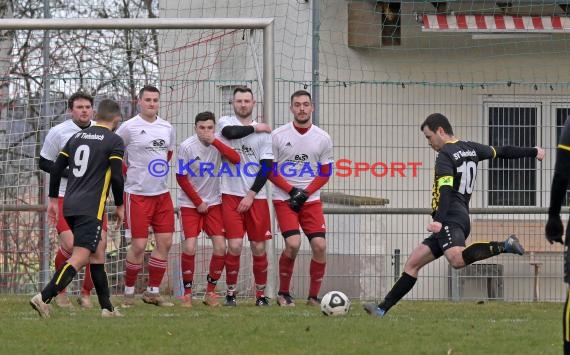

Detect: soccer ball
320,291,351,316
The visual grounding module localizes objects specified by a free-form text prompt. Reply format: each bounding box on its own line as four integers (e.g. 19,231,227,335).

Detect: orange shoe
142,291,174,307
180,294,193,308
202,292,221,307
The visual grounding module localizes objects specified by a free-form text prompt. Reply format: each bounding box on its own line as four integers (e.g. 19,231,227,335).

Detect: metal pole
263,20,277,298
38,0,51,289
393,249,400,282
0,204,552,215
311,0,320,125
0,18,275,30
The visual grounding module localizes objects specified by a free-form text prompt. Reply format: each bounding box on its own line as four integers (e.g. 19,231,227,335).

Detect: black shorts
422,222,469,259
64,215,102,253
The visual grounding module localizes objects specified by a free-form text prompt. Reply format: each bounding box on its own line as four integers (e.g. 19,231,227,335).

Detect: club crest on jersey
238,144,255,157
152,139,166,147
285,153,309,166
145,138,168,153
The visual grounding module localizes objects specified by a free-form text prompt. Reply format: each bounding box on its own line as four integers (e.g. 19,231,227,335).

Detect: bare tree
1,0,161,292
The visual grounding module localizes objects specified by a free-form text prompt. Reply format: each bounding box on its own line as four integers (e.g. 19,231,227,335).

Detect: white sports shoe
101,308,124,318
30,293,51,318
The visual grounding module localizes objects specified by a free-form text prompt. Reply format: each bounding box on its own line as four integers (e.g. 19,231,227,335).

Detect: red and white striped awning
421,14,570,33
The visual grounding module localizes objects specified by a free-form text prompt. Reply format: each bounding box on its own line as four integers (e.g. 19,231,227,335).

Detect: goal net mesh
1,0,569,302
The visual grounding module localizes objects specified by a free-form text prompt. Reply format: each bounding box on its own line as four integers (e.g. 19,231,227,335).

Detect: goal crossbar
0,17,275,291
0,17,274,29
0,17,275,128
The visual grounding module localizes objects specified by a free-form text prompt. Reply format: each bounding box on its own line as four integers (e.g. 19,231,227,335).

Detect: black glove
288,187,309,213
545,214,564,245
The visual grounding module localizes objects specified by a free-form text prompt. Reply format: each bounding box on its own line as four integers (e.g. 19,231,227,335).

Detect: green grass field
0,295,563,355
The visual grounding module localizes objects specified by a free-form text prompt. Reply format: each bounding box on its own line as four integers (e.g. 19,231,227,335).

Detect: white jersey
177,135,224,208
217,115,273,199
116,114,175,196
40,119,93,197
271,122,334,202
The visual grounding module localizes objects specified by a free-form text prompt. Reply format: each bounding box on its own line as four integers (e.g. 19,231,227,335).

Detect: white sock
147,286,160,293
124,286,135,295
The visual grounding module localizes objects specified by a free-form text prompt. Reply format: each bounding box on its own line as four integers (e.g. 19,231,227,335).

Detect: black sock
378,272,417,313
41,263,77,303
462,242,503,265
206,274,218,286
90,264,113,312
183,280,193,291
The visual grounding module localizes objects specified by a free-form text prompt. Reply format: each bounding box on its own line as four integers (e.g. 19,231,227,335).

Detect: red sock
181,253,195,296
55,247,71,294
207,254,225,293
148,256,167,288
278,253,295,294
81,263,94,296
125,260,143,288
308,259,326,299
253,254,268,297
225,253,241,287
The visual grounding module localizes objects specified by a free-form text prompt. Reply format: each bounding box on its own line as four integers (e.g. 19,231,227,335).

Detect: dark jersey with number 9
431,141,495,223
59,125,124,219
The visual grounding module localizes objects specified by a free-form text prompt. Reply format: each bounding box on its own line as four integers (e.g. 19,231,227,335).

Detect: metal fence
1,79,566,302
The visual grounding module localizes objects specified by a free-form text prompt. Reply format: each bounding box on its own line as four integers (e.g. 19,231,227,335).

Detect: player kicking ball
364,113,544,317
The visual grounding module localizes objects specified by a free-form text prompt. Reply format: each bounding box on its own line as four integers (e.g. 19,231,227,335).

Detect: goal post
0,17,275,130
0,17,276,296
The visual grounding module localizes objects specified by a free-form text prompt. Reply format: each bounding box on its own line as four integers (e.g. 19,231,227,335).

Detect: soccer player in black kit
364,113,545,317
30,99,125,318
545,115,570,354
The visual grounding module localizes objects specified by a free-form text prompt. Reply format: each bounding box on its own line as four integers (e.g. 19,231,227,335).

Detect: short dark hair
68,91,94,110
233,86,253,97
138,85,160,99
96,99,122,122
195,111,216,125
290,90,311,104
420,113,454,135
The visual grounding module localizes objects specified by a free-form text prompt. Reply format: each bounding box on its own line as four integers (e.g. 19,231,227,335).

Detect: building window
488,106,537,206
219,85,238,117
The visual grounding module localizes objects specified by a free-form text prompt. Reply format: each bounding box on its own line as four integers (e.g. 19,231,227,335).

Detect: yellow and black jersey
49,125,124,220
431,140,495,217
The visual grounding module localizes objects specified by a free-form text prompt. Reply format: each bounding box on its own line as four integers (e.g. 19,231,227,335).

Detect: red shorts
222,194,272,241
274,200,326,237
57,197,108,234
125,192,175,238
180,205,225,238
